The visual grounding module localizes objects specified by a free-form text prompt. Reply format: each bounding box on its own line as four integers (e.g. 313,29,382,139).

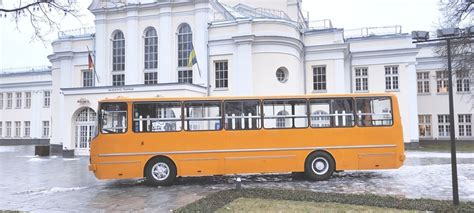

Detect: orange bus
89,94,405,186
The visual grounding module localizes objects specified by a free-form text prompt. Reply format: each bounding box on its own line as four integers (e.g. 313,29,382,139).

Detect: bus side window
133,102,182,132
310,98,354,128
224,100,261,130
356,97,393,127
263,99,308,129
100,102,128,134
184,101,222,131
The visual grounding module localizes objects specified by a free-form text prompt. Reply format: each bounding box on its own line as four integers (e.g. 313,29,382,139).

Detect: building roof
0,66,52,77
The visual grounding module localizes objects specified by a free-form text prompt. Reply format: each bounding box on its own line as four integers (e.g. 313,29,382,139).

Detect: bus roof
98,93,397,103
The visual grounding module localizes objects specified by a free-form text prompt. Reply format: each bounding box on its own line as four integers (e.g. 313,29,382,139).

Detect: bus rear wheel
304,151,335,181
145,157,177,186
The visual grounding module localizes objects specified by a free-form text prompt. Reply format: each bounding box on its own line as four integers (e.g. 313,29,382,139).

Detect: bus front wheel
145,157,177,186
304,151,335,181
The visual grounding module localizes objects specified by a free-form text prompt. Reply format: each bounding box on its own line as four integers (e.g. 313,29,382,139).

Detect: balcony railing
344,25,403,39
58,27,95,39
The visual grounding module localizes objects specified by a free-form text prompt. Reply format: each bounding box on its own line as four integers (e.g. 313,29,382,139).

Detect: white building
1,0,470,154
416,42,473,141
0,67,52,144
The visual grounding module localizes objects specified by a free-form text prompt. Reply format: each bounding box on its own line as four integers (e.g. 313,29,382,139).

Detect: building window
144,28,158,70
0,93,3,109
177,24,193,84
112,31,125,86
15,92,22,108
313,66,327,91
43,91,51,108
417,72,430,94
25,92,31,108
438,114,450,137
355,68,369,92
276,67,289,83
6,121,12,137
83,70,94,87
418,115,432,137
215,61,229,89
144,72,158,85
458,114,472,137
436,71,449,93
112,74,125,86
6,93,12,109
14,121,21,137
24,121,31,137
385,66,399,91
112,31,125,72
0,122,2,137
42,121,50,138
456,71,470,93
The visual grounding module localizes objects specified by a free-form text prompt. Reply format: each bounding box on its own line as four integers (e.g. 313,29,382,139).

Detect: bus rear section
89,94,405,186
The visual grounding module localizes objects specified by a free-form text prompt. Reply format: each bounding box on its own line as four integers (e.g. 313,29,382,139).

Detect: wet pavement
0,146,473,212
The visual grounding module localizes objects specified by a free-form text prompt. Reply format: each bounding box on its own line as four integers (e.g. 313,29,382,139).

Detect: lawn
217,198,418,213
418,141,474,152
174,188,474,212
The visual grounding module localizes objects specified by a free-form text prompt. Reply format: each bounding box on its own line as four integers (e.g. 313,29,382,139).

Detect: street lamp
412,27,473,206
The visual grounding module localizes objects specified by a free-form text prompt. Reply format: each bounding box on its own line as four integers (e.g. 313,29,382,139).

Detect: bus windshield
99,102,128,134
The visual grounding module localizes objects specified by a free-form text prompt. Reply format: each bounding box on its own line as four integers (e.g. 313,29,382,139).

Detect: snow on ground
0,146,473,212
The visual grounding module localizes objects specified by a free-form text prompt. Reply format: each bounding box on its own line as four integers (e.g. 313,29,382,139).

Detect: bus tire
144,157,177,186
304,151,335,181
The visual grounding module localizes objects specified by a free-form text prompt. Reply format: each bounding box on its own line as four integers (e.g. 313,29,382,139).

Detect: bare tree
0,0,81,41
436,0,473,99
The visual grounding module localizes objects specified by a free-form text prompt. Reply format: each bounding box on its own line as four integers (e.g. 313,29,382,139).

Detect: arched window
144,27,158,84
177,24,193,83
112,31,125,86
276,110,289,128
75,108,97,150
311,110,330,127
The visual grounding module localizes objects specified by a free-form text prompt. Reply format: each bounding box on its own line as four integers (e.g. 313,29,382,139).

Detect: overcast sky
0,0,442,70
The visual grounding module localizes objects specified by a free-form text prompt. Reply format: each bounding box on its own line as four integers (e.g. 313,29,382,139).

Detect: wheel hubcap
151,162,170,181
311,157,329,175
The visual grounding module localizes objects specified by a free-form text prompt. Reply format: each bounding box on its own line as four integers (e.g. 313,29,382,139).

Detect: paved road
0,146,473,212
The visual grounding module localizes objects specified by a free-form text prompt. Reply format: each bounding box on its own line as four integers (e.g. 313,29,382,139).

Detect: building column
233,21,254,96
406,63,420,143
194,2,209,86
125,9,140,85
333,58,346,93
158,6,173,83
94,17,109,86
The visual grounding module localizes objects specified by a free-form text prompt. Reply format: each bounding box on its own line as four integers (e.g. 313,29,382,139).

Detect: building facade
416,42,473,141
0,67,52,145
0,0,465,155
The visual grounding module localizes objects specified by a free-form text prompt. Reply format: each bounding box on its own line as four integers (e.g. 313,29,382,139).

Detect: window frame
183,100,223,132
355,96,394,128
354,67,369,92
436,71,449,94
262,98,309,130
132,101,184,134
144,27,158,70
15,92,22,109
42,121,50,138
417,72,430,94
437,114,450,137
418,114,432,138
177,24,193,84
223,99,262,131
458,114,472,137
215,60,229,89
82,69,94,88
25,92,31,109
6,93,12,109
309,97,356,129
312,66,327,92
24,121,31,137
385,66,399,91
43,91,51,108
